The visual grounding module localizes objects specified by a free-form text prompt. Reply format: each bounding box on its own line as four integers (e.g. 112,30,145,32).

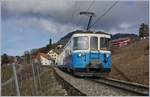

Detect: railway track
53,67,86,96
54,67,149,96
90,78,149,96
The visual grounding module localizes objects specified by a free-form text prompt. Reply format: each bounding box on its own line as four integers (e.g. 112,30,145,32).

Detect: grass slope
109,39,149,85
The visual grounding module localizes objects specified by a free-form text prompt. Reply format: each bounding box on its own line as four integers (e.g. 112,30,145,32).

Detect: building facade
111,37,133,48
47,50,58,64
36,53,52,66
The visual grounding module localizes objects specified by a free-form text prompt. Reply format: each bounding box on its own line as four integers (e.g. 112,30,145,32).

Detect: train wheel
67,68,70,73
70,69,74,75
102,73,109,78
64,67,67,72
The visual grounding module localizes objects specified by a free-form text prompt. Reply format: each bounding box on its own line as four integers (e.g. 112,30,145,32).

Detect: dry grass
19,80,35,96
1,64,66,96
1,65,13,83
109,39,149,85
1,81,15,96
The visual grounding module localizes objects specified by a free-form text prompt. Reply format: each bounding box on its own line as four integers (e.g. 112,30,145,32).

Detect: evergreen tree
1,53,9,65
139,23,149,38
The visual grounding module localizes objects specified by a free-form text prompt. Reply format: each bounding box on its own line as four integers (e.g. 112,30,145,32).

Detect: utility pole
30,53,38,95
34,59,41,90
12,62,20,96
80,11,95,31
49,38,52,46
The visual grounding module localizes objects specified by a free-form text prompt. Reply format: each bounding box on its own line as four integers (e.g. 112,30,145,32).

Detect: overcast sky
1,0,149,56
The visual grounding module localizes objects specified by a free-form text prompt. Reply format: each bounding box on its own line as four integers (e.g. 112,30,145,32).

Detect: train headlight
78,53,82,57
106,54,109,57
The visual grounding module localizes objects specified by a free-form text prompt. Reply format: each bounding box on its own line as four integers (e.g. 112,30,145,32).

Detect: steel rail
53,67,86,96
53,66,149,96
90,78,149,96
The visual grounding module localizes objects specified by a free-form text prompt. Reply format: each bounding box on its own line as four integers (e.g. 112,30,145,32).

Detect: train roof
72,30,110,35
56,30,110,52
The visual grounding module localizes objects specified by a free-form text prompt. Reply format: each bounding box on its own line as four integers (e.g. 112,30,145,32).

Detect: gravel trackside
55,67,140,96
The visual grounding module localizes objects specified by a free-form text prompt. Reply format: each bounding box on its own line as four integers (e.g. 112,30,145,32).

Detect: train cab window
73,36,89,50
90,37,98,50
100,37,110,50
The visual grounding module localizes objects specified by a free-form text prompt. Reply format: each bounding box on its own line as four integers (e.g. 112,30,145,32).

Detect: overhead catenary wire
69,1,82,31
77,0,95,30
89,1,119,28
69,1,78,25
86,0,95,11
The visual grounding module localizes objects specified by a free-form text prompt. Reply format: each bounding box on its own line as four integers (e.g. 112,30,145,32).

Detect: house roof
48,49,59,54
36,53,52,60
111,37,131,43
71,31,110,36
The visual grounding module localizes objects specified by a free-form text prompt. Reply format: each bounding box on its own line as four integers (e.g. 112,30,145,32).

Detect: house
36,53,53,66
111,37,134,48
47,50,58,64
57,44,63,49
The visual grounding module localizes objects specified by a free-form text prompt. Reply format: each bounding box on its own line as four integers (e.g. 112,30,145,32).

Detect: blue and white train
57,31,112,77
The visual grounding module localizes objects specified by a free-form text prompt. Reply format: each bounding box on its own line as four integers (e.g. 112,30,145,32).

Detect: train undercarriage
59,66,110,78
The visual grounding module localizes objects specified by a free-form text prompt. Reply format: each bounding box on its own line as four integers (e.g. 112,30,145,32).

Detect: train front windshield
73,36,89,50
100,37,110,50
90,37,98,50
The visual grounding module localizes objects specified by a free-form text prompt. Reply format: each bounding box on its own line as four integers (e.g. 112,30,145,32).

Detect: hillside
56,30,108,45
111,33,138,40
35,30,138,54
109,39,149,85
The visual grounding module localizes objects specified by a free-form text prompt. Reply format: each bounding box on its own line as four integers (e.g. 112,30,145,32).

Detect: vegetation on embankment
1,65,13,83
109,39,149,85
1,64,67,96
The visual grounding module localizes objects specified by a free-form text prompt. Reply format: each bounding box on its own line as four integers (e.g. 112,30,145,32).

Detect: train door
90,36,99,59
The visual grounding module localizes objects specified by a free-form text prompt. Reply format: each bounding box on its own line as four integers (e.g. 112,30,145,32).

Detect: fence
1,57,49,96
1,53,67,96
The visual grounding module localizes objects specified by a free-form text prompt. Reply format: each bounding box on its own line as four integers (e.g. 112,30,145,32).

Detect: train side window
100,37,110,50
65,49,70,56
66,50,68,56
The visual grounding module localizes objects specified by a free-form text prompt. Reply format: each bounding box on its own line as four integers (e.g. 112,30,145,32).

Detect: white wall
47,50,58,63
40,56,52,66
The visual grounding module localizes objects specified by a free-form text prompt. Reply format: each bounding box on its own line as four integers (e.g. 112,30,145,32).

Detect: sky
1,0,149,56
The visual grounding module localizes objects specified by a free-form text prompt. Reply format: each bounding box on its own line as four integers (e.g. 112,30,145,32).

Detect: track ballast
89,78,149,96
54,67,149,96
